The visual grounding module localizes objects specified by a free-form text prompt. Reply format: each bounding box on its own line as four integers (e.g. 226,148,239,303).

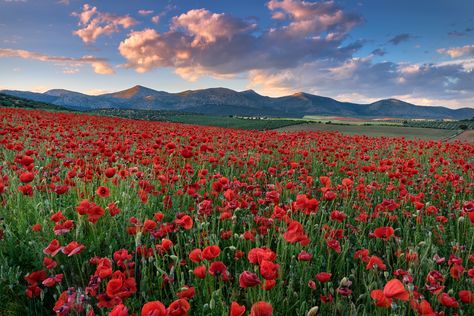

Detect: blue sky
0,0,473,108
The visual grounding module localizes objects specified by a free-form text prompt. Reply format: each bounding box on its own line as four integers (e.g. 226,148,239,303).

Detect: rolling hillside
2,85,474,119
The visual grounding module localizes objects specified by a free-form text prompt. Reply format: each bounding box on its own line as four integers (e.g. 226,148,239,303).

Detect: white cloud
0,48,114,75
438,44,474,58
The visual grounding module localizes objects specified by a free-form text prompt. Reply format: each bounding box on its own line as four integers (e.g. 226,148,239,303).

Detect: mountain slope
0,93,68,111
2,86,473,119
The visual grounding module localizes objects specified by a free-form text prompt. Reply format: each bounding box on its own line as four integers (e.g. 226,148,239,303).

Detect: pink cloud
118,3,361,79
151,16,160,24
438,44,474,58
0,48,114,74
267,0,361,38
171,9,256,46
138,9,154,16
73,4,137,43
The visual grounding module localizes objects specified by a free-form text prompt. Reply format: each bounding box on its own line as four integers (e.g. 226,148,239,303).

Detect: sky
0,0,473,108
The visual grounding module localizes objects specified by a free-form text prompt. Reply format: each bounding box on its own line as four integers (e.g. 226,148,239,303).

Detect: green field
302,115,403,126
276,122,461,140
90,109,304,130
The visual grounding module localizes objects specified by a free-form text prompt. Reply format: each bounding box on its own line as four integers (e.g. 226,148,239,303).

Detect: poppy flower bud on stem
307,306,318,316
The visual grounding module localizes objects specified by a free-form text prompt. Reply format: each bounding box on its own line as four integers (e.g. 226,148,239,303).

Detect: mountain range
2,85,473,120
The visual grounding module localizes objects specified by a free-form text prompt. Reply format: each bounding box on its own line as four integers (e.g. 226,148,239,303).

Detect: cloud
119,2,362,78
448,31,467,37
371,48,386,56
171,9,256,46
138,9,154,16
73,4,137,43
63,68,80,74
438,44,474,58
0,48,114,74
248,56,474,107
448,27,473,37
57,0,69,5
267,0,362,38
151,16,160,24
388,33,412,45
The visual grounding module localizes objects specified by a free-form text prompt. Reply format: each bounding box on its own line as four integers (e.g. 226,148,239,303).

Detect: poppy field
0,107,473,316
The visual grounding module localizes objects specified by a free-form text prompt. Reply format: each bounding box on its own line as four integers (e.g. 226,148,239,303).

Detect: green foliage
401,119,474,130
0,94,66,111
88,108,304,130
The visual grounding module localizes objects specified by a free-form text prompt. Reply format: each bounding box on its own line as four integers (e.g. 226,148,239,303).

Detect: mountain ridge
2,86,473,119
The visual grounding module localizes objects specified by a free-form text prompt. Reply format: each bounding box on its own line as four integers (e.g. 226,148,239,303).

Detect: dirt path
450,130,474,144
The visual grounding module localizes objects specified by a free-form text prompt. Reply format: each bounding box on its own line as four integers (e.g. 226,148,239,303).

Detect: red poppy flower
175,215,193,230
202,245,220,260
193,265,206,279
248,247,276,265
106,274,137,299
61,241,85,257
96,186,110,198
108,202,121,216
458,290,473,303
249,301,273,316
417,300,434,315
438,293,459,308
297,251,312,261
373,226,395,240
326,239,341,253
143,219,157,232
316,272,332,283
239,271,261,288
370,289,392,308
260,260,279,280
105,167,116,178
42,274,63,287
110,304,128,316
189,249,203,263
167,299,191,316
283,221,309,245
262,279,276,290
19,172,34,183
177,286,195,300
209,261,227,276
43,239,62,257
230,302,246,316
142,301,166,316
366,256,387,271
383,279,409,301
43,257,57,269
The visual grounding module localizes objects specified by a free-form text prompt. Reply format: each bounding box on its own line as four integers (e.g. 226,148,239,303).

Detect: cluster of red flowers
0,108,473,315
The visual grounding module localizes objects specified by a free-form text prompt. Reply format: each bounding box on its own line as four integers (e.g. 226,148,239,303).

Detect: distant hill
0,93,67,111
2,85,473,119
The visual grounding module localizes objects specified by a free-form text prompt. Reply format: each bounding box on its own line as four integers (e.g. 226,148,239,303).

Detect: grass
276,122,460,140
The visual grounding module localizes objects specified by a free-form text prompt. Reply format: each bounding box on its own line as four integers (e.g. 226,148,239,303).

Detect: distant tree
459,124,468,130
